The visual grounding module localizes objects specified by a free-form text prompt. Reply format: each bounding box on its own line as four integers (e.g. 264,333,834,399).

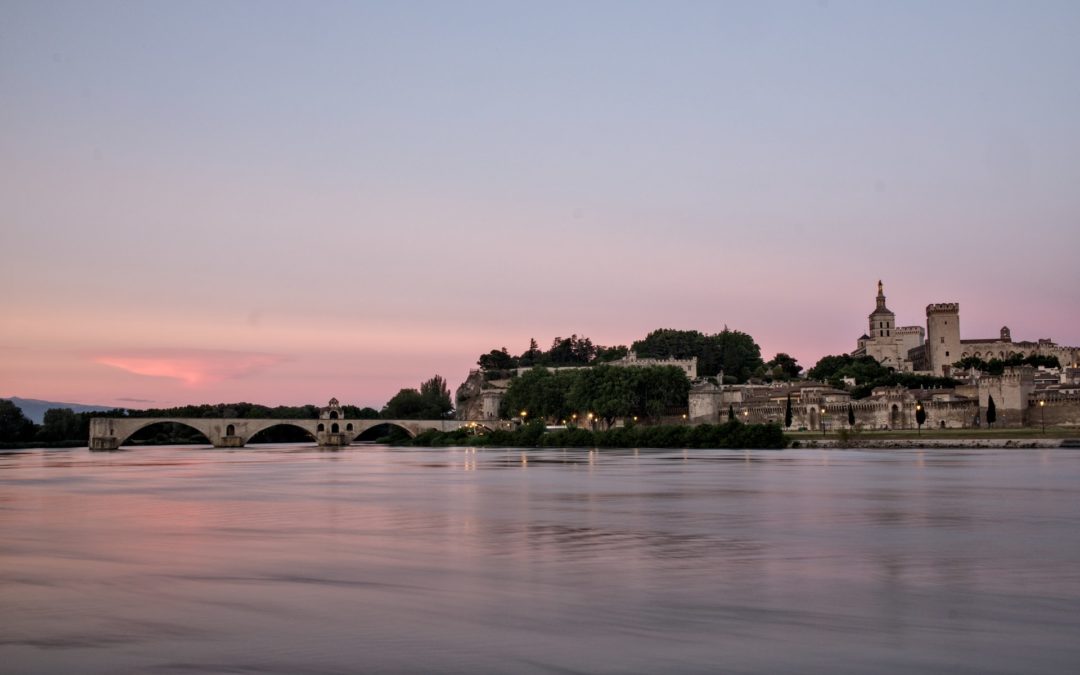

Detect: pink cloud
93,349,288,386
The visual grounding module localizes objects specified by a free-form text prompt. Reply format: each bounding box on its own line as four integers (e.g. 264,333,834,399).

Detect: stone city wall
1029,396,1080,428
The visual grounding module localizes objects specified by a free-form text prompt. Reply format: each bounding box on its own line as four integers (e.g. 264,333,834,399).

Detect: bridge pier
90,437,120,451
318,432,349,447
213,435,245,448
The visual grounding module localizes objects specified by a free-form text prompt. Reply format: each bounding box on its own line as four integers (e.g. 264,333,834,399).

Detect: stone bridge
88,417,515,451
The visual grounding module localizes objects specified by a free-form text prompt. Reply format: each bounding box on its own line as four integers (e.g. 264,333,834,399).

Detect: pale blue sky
2,1,1078,406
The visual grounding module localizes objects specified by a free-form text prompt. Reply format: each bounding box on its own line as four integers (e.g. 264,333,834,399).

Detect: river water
2,444,1079,674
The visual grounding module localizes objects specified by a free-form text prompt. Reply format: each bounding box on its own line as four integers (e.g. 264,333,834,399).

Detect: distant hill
3,397,117,424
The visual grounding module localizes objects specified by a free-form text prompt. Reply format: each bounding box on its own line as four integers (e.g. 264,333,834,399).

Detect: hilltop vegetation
477,328,767,383
807,354,960,398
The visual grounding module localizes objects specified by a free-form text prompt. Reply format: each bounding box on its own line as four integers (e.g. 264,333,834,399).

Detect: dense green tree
477,348,516,371
632,328,764,382
501,368,573,422
807,354,891,387
420,375,453,417
952,356,989,372
808,354,960,399
954,354,1060,376
503,365,689,425
38,408,80,442
544,335,596,366
0,400,35,442
381,389,426,419
594,345,629,362
381,375,453,420
627,365,690,420
518,338,542,367
342,405,381,419
806,354,854,381
766,353,803,380
915,403,926,433
567,366,634,426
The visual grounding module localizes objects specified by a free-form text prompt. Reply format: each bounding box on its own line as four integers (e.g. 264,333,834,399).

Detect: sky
2,0,1079,410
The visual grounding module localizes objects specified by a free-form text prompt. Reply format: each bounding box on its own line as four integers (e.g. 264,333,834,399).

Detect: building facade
853,282,1079,376
852,281,925,372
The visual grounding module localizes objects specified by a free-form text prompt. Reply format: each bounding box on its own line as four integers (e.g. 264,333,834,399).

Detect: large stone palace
690,282,1080,429
852,281,1080,375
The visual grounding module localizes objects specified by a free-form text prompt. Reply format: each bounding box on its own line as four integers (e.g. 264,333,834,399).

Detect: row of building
692,281,1079,429
457,282,1080,429
689,367,1080,430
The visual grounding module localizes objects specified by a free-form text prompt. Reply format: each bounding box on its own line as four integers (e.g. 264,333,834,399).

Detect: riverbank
786,427,1080,449
793,437,1075,449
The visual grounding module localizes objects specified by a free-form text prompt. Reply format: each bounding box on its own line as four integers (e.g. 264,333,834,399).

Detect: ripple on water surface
1,444,1079,674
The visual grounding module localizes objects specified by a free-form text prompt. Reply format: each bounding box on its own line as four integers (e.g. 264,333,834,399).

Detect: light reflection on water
2,445,1079,674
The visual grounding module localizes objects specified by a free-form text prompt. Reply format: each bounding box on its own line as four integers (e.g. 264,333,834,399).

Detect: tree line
476,328,804,384
499,364,692,426
952,353,1060,376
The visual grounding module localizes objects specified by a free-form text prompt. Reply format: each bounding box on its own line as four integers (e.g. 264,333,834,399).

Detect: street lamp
1040,399,1046,433
520,410,528,425
821,407,826,436
915,403,925,437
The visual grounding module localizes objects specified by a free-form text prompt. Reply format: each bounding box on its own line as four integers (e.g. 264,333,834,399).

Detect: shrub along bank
404,420,787,449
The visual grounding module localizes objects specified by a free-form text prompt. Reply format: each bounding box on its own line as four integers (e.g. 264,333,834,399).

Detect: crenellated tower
926,303,961,376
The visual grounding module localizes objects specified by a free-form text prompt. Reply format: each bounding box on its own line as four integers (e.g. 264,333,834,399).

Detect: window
945,351,950,357
941,337,945,343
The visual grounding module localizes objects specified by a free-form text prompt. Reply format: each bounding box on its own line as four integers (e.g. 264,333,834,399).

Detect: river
2,444,1079,673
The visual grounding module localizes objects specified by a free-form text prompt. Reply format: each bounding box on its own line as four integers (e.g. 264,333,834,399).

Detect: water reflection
1,445,1079,674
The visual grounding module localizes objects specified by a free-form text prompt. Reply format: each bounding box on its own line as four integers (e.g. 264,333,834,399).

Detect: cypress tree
784,394,793,429
986,395,997,428
847,403,855,428
728,404,736,422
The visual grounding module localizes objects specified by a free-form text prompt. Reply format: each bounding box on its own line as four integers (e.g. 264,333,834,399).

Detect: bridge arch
352,422,418,442
246,422,317,444
119,420,211,447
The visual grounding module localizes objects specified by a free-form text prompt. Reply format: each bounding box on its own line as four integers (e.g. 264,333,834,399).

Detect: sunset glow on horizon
2,1,1079,410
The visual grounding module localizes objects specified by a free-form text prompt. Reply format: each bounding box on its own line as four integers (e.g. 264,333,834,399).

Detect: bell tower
868,280,895,339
